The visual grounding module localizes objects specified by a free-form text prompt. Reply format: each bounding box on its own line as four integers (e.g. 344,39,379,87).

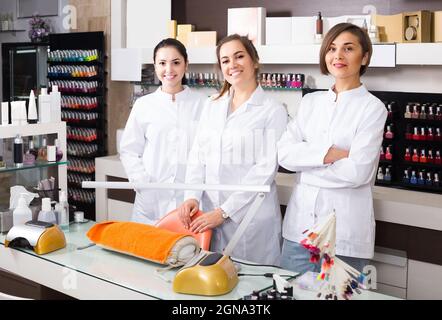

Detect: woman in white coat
120,38,206,224
277,23,388,273
177,34,288,265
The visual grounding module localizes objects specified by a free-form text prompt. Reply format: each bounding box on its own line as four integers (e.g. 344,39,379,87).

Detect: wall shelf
0,161,67,174
112,43,442,81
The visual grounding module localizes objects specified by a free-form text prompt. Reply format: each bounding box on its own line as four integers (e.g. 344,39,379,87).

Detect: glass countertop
0,221,294,300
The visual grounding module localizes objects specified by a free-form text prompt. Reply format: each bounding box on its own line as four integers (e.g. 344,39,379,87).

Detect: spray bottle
13,193,33,226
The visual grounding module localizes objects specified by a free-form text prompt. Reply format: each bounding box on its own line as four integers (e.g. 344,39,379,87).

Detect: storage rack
48,32,106,220
301,89,442,195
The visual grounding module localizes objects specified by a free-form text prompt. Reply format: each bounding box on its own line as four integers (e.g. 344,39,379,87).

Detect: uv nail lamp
173,251,239,296
5,221,66,255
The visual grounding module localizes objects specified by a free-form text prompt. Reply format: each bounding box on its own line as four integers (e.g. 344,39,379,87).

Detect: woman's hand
177,199,199,229
190,208,225,233
323,146,349,164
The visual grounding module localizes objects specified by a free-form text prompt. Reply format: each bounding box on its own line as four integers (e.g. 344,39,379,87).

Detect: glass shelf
0,161,67,173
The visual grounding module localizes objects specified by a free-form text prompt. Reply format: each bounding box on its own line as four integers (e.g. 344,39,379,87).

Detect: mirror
17,0,59,18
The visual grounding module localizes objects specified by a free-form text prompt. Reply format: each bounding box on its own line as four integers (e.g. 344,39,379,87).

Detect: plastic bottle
50,85,61,123
13,193,33,226
38,87,51,123
28,90,38,124
13,134,23,167
38,197,56,224
58,191,69,232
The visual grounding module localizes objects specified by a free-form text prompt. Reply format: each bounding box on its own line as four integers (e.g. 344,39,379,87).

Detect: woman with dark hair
277,23,387,273
177,34,287,265
120,38,206,224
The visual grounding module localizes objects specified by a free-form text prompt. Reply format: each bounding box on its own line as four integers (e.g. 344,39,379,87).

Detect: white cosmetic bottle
38,88,51,123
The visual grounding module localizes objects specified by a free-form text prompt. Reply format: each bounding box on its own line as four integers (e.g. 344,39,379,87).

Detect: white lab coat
278,85,387,259
185,86,288,265
120,86,206,224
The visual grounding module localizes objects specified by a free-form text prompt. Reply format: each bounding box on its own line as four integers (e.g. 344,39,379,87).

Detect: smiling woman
119,38,206,225
277,23,388,275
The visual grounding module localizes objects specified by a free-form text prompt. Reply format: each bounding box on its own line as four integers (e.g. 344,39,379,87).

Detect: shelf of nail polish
48,65,99,78
48,49,99,62
404,125,442,141
67,142,98,158
48,80,99,94
403,147,441,165
403,103,442,121
62,96,99,110
67,127,97,142
0,161,67,173
376,165,394,183
259,73,304,89
67,157,95,174
62,111,99,126
68,187,95,204
401,168,441,189
379,145,394,162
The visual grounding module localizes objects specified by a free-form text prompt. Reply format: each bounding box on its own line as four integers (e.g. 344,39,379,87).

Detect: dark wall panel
172,0,442,41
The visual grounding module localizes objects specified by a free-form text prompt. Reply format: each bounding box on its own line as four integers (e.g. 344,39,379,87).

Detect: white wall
0,0,70,101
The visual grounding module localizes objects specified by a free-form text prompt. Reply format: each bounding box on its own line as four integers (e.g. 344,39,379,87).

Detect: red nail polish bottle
379,146,385,161
427,149,434,164
420,127,427,141
412,127,420,141
435,150,441,165
427,127,434,141
405,125,413,140
404,147,411,162
419,149,427,163
412,148,419,162
385,125,394,139
385,146,393,161
435,128,441,142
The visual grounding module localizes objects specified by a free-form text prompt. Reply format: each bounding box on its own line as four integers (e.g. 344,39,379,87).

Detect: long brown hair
319,23,372,76
215,34,260,99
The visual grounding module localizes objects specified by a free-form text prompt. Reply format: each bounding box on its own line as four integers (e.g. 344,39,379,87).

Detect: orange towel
86,221,189,264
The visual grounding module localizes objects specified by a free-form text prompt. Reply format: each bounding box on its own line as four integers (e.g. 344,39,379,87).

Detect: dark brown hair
153,38,188,85
215,34,260,99
319,23,372,76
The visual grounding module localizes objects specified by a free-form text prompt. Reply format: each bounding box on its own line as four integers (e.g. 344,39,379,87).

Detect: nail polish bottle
403,169,410,184
266,73,272,88
434,150,441,164
436,106,442,121
55,139,63,161
420,127,427,141
286,74,293,88
419,105,427,120
418,171,425,185
427,127,434,141
427,106,434,120
427,149,434,164
385,146,393,160
377,167,384,181
426,172,433,186
384,125,394,139
434,173,440,187
419,149,427,163
379,146,385,161
23,139,36,165
404,147,411,162
412,127,420,141
405,124,413,140
271,74,277,88
281,74,287,88
412,148,419,162
260,73,266,87
384,167,392,182
412,105,420,119
37,137,47,162
387,104,393,119
435,128,441,142
275,74,281,88
410,171,418,184
404,104,412,119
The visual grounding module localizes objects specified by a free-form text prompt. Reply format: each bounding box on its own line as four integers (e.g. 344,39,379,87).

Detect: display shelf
49,31,106,220
0,161,67,173
0,122,66,139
